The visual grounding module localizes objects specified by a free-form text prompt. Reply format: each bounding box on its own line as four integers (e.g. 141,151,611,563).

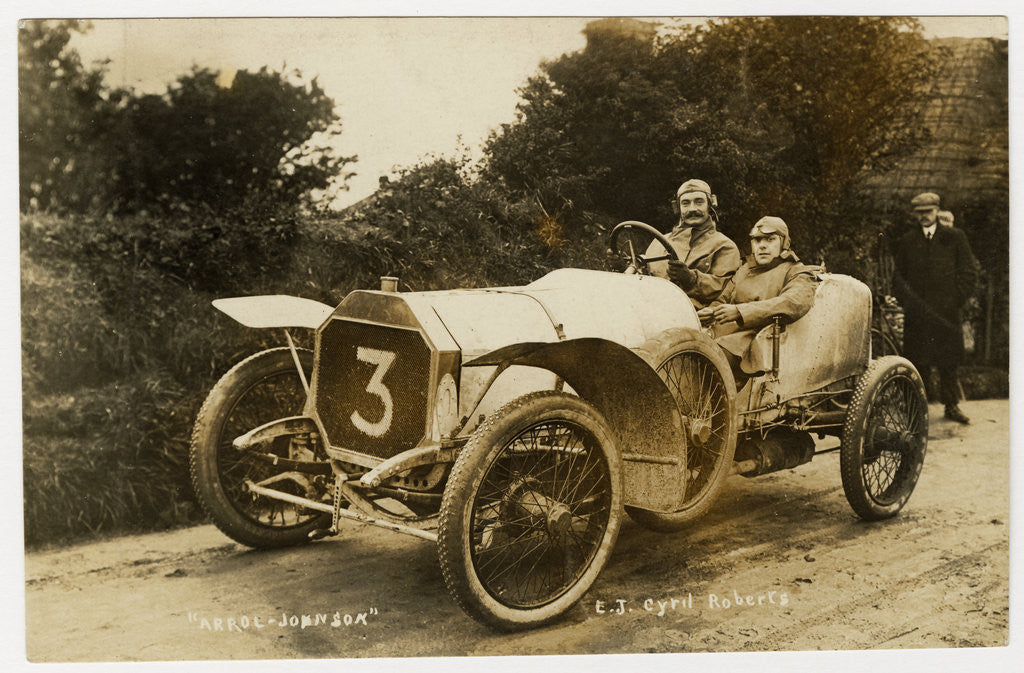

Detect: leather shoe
944,405,970,425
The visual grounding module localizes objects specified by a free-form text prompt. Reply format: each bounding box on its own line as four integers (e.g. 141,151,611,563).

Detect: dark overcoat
892,225,980,367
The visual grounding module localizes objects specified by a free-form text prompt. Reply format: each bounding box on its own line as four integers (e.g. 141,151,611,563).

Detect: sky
72,17,594,208
68,15,1009,209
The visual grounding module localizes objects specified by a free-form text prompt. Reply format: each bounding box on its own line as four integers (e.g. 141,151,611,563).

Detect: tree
103,66,355,213
687,17,937,263
482,26,720,235
18,21,355,215
482,17,937,270
18,20,116,212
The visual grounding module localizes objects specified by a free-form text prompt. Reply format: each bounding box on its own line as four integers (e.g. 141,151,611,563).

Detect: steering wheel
607,221,679,275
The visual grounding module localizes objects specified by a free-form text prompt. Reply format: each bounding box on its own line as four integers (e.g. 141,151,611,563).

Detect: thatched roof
862,37,1008,210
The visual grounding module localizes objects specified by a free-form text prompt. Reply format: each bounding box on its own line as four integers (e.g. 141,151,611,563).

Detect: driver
646,179,741,308
697,216,817,384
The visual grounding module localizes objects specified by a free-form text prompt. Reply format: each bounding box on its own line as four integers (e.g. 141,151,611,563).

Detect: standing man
647,179,742,308
893,192,980,424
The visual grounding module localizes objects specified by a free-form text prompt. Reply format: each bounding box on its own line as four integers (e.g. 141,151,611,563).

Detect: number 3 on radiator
351,346,396,437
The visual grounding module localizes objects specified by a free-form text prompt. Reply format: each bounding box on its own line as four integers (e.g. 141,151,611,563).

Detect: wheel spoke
216,368,323,528
858,373,925,506
469,417,611,609
656,349,731,508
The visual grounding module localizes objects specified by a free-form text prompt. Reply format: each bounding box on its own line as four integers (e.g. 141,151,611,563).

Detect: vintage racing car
189,221,929,630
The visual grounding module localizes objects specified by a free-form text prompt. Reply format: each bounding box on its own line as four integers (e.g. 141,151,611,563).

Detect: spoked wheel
438,391,622,630
840,356,928,520
627,330,737,532
189,347,330,547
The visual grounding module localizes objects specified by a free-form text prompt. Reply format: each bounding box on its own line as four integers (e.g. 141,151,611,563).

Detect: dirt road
25,399,1009,661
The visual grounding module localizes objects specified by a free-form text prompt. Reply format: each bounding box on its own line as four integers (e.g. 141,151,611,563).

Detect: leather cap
676,179,713,198
749,216,791,250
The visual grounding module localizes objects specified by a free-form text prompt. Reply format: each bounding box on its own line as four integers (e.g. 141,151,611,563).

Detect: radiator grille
315,319,432,459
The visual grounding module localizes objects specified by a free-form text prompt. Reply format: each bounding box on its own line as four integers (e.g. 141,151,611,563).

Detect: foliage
339,155,601,291
18,20,115,212
19,18,1004,546
101,67,355,213
20,152,605,544
23,378,200,547
21,207,311,545
483,32,711,235
483,17,937,267
20,20,364,545
18,20,354,215
686,17,937,260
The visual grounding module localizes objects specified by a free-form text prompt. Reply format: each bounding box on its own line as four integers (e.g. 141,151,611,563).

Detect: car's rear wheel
438,391,622,630
627,331,737,531
840,356,928,520
190,347,330,548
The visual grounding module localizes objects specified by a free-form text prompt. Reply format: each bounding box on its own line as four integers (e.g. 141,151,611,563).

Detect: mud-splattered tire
189,347,329,548
626,329,737,532
840,356,928,520
438,391,622,630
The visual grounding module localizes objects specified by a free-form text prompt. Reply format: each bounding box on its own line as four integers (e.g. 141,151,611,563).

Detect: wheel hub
870,425,916,450
505,478,574,538
689,416,712,447
546,503,573,537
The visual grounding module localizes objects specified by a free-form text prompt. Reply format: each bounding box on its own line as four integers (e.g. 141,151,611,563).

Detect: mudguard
212,295,335,329
467,338,689,513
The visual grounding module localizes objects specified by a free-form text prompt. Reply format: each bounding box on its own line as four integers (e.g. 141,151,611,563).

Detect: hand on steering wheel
607,221,679,275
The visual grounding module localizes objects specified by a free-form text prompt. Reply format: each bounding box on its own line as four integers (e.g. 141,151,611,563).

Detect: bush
960,366,1009,400
21,205,312,545
23,378,201,546
339,155,613,291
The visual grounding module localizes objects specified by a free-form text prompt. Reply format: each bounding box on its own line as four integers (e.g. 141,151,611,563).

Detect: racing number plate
315,318,432,459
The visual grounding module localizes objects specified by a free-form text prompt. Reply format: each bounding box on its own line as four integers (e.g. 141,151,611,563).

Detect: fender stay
233,415,319,451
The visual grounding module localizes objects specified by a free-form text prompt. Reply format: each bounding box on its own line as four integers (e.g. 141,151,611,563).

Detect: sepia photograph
12,3,1016,669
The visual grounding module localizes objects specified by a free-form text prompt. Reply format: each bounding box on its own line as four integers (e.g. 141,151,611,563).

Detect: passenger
697,216,817,386
646,179,742,308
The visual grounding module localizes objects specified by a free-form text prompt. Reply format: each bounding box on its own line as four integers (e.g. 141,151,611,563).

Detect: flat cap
676,179,713,197
911,192,941,210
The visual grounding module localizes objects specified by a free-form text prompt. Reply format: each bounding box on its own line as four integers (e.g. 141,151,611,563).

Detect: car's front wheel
189,347,330,548
438,391,622,630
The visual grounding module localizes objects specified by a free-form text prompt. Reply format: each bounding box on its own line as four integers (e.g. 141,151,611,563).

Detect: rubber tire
840,355,928,521
626,330,737,532
438,391,622,631
189,347,329,548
